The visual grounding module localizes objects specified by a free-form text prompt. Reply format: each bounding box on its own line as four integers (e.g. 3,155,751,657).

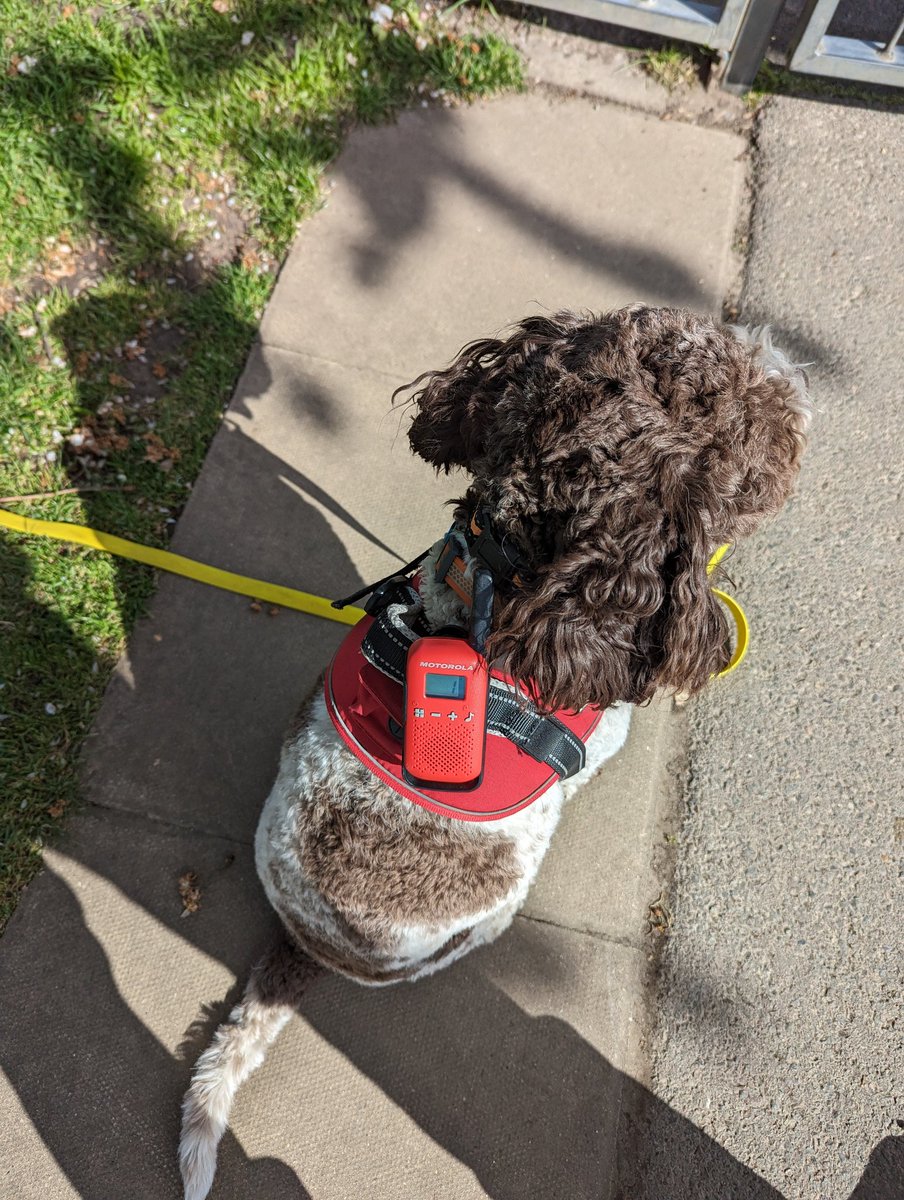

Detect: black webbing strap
360,608,587,781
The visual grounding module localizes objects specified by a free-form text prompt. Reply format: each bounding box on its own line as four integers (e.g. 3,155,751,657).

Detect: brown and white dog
179,306,811,1199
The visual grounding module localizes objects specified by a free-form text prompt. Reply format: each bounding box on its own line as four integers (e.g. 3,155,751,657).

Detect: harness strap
360,608,588,781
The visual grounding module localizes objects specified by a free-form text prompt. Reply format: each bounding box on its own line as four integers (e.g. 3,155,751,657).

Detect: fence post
721,0,786,93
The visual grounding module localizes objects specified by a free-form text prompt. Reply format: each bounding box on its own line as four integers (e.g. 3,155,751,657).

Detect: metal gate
520,0,752,51
522,0,904,91
785,1,904,87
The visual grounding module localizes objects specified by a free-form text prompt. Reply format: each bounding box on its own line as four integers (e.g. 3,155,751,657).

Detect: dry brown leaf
178,871,201,915
143,431,180,463
107,371,133,388
212,0,232,11
62,4,76,16
151,362,168,379
48,800,66,819
249,601,262,613
74,350,90,375
14,193,28,207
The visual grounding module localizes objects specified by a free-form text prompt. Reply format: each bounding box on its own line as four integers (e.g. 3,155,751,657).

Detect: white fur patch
730,323,813,435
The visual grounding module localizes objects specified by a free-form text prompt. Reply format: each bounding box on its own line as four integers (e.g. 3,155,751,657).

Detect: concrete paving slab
0,812,279,1200
524,700,682,943
1,88,749,1199
0,809,647,1200
262,94,745,377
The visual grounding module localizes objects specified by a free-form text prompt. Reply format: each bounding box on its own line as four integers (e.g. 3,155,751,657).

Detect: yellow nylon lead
0,510,747,674
0,506,365,626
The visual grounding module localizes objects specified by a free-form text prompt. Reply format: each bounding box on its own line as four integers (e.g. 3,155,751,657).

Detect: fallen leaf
178,871,201,915
74,351,90,375
73,112,85,124
268,606,279,617
14,192,28,206
249,601,262,613
107,371,133,388
48,800,66,819
143,432,181,463
62,4,75,16
151,362,167,378
212,0,231,11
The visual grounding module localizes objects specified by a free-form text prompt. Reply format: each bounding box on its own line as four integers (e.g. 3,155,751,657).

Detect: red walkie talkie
402,567,494,791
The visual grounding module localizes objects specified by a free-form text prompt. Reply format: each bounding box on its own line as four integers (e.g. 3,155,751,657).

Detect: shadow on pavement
331,105,711,308
2,856,801,1200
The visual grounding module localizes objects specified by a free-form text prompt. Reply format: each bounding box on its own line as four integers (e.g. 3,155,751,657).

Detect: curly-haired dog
179,306,810,1199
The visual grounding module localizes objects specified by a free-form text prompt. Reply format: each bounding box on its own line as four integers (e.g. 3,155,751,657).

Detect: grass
636,45,701,92
743,59,904,110
0,0,522,931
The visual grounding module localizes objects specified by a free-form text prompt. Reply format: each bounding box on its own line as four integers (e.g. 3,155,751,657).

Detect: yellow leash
0,508,747,674
0,507,365,626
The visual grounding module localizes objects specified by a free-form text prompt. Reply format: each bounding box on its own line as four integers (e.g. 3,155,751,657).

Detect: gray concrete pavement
617,97,904,1199
0,91,749,1198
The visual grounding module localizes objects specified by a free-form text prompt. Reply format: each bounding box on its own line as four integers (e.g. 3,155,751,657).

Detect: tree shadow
326,103,711,306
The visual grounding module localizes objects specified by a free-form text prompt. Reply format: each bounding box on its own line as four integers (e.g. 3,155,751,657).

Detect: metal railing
521,0,904,91
785,0,904,87
521,0,752,51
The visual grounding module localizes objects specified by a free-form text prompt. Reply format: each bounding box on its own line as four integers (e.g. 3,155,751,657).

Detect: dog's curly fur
405,306,809,712
179,307,810,1200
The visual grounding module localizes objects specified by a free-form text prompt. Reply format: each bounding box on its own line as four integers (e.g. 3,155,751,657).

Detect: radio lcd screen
424,673,466,700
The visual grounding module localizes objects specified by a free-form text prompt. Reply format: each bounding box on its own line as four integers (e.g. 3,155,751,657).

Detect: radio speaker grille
408,723,477,778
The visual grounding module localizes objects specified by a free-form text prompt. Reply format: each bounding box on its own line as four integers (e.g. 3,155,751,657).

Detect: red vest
324,617,602,823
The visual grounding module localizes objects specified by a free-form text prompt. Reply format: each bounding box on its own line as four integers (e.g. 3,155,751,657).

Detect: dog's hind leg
179,937,324,1200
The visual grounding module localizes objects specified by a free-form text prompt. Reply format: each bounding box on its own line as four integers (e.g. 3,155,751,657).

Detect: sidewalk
0,92,746,1198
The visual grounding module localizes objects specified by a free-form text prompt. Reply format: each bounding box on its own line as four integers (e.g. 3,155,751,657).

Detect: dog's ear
488,508,729,714
397,316,585,473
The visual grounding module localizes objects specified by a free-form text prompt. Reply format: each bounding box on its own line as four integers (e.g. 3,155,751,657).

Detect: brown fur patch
280,917,467,984
295,791,520,934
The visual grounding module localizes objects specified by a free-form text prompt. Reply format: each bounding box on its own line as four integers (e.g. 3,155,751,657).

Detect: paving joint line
528,78,747,136
83,797,254,848
255,342,406,384
516,910,647,953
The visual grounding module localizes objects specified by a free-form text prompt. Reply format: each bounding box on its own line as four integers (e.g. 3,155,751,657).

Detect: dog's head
402,306,811,712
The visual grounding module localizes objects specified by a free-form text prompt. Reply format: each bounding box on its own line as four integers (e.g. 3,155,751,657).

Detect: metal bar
879,13,904,60
520,0,725,47
787,0,838,68
793,35,904,86
721,0,785,91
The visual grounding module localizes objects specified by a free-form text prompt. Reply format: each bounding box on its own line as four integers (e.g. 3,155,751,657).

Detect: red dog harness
325,615,602,822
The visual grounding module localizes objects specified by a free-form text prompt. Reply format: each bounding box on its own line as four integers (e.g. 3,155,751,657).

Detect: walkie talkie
402,567,494,791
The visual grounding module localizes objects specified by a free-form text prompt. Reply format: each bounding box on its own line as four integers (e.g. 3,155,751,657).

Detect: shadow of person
0,866,310,1200
295,917,788,1200
847,1135,904,1200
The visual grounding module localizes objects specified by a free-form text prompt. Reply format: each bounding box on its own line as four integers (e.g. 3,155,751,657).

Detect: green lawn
0,0,521,929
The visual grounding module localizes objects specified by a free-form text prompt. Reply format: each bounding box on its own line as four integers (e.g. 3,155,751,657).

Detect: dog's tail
179,936,324,1200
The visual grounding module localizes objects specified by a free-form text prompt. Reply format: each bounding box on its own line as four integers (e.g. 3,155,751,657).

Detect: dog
179,306,810,1199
